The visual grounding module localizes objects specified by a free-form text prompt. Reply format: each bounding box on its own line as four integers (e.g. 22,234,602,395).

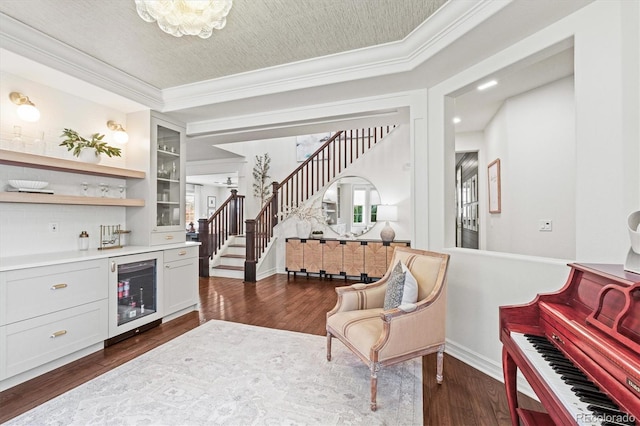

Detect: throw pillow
400,261,419,304
383,261,406,310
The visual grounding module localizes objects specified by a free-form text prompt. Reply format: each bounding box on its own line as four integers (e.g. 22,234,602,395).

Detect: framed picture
207,196,216,209
207,208,216,217
488,159,501,213
296,133,331,162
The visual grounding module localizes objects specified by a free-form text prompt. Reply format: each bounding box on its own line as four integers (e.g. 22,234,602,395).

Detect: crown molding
161,0,511,112
0,13,163,110
0,1,509,114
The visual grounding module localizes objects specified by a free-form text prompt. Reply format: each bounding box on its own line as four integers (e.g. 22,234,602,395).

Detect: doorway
456,152,479,249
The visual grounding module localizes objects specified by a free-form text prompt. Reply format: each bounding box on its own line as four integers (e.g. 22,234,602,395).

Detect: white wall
0,71,135,257
484,77,576,259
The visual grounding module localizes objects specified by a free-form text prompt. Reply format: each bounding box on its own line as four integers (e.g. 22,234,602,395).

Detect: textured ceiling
0,0,446,89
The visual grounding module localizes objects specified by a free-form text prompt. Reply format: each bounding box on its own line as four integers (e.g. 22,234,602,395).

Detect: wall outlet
538,220,552,232
49,222,59,233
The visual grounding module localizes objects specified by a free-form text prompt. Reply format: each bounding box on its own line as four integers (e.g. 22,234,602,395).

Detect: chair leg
436,344,444,384
326,333,332,361
370,363,380,411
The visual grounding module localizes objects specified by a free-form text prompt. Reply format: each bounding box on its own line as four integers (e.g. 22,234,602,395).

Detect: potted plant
311,230,324,239
59,128,122,163
278,201,325,238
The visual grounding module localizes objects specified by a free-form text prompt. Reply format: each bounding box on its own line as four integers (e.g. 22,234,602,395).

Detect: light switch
538,220,552,232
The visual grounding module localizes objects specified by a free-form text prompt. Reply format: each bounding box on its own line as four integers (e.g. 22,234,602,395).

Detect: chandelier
135,0,233,39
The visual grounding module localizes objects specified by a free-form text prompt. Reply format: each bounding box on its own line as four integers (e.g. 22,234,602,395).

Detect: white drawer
0,259,108,326
164,246,198,263
0,300,108,379
150,231,185,246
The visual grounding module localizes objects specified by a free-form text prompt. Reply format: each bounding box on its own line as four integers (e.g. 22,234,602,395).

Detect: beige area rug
6,320,422,425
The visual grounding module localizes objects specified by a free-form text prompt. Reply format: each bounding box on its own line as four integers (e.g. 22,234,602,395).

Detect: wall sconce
9,92,41,122
107,120,129,144
377,204,398,242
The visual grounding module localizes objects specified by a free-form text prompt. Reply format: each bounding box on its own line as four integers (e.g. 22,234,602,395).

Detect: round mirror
322,176,380,237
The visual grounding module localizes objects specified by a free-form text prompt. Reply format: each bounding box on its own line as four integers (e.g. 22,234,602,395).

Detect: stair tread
213,265,244,271
228,244,245,247
221,254,245,258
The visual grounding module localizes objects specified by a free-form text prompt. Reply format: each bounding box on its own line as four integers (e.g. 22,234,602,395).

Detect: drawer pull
178,250,187,256
50,283,68,290
166,235,174,240
50,330,67,338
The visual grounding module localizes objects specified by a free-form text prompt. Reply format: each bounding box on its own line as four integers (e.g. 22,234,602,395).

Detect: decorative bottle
78,231,89,250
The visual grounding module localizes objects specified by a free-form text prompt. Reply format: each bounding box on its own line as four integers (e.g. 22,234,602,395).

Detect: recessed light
477,80,498,91
452,117,462,124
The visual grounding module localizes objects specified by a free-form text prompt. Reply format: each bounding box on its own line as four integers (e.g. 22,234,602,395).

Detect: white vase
296,221,311,239
78,149,101,164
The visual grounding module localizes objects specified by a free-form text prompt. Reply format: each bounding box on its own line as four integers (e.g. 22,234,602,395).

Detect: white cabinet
127,111,186,246
164,246,198,317
0,259,109,386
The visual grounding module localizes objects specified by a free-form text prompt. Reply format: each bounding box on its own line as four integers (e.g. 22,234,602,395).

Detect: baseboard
444,338,538,402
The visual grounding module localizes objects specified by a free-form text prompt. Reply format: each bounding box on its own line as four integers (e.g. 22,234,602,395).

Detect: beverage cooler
108,252,163,342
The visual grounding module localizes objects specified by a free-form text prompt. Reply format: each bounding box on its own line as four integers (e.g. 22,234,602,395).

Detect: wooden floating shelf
0,192,145,207
0,149,145,179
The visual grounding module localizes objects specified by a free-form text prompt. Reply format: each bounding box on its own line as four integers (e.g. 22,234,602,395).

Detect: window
185,191,195,226
353,189,366,224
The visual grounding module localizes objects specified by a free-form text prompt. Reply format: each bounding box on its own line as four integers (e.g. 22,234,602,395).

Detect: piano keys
500,263,640,426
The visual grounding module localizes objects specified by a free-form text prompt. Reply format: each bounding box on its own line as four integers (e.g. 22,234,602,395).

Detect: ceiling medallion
135,0,233,39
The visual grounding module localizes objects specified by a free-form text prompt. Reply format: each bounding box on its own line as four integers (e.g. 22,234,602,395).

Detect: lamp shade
377,205,398,222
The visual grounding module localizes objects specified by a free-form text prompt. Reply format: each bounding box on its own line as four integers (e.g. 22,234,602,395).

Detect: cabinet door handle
178,250,187,256
165,235,174,240
50,330,67,338
111,261,116,273
50,283,68,290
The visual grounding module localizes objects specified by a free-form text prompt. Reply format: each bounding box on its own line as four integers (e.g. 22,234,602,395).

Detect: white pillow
400,261,418,304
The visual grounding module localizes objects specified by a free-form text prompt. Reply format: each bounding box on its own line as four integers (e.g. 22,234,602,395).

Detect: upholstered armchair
326,247,450,411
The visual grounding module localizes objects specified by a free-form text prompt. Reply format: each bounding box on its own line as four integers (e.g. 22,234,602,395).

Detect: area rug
6,320,422,425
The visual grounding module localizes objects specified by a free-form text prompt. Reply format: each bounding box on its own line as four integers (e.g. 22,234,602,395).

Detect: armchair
326,247,450,411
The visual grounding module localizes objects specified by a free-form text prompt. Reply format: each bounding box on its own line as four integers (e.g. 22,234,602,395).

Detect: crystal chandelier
135,0,233,39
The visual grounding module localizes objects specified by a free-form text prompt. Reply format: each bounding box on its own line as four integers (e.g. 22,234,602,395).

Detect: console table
285,238,411,281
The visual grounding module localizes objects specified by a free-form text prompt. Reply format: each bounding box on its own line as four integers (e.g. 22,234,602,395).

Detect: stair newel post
271,181,280,228
230,189,239,236
198,218,210,277
244,219,257,283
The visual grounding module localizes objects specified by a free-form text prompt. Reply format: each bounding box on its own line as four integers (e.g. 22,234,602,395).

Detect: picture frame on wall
295,133,331,162
488,159,501,213
207,196,216,209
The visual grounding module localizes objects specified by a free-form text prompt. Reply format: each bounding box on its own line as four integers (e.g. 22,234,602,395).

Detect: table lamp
377,205,398,242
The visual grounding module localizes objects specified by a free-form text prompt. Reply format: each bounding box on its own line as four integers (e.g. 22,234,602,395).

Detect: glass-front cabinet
126,111,186,246
155,123,183,230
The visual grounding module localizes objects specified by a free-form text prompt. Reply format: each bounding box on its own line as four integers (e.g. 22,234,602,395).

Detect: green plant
59,128,122,157
252,153,271,205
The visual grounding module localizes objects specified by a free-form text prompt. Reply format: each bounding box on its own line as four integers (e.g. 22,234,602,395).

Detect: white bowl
8,180,49,190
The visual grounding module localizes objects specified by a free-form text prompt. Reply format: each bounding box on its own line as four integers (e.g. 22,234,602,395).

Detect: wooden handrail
244,125,396,282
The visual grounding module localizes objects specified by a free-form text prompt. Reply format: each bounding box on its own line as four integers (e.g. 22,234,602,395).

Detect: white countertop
0,242,201,272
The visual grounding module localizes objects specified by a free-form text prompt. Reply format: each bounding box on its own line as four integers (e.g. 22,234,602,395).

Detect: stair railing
244,125,395,282
198,189,245,276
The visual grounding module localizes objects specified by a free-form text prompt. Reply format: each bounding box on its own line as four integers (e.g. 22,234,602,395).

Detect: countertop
0,242,200,272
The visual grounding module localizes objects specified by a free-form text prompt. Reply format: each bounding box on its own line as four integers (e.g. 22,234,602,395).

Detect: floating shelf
0,149,145,179
0,192,145,207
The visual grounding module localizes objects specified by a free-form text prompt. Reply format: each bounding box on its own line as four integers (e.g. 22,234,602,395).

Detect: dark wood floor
0,274,543,424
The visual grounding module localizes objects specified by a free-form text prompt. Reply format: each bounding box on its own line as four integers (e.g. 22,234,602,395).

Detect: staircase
210,235,246,279
197,125,397,281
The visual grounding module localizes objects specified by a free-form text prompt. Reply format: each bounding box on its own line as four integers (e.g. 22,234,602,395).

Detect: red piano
500,263,640,425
